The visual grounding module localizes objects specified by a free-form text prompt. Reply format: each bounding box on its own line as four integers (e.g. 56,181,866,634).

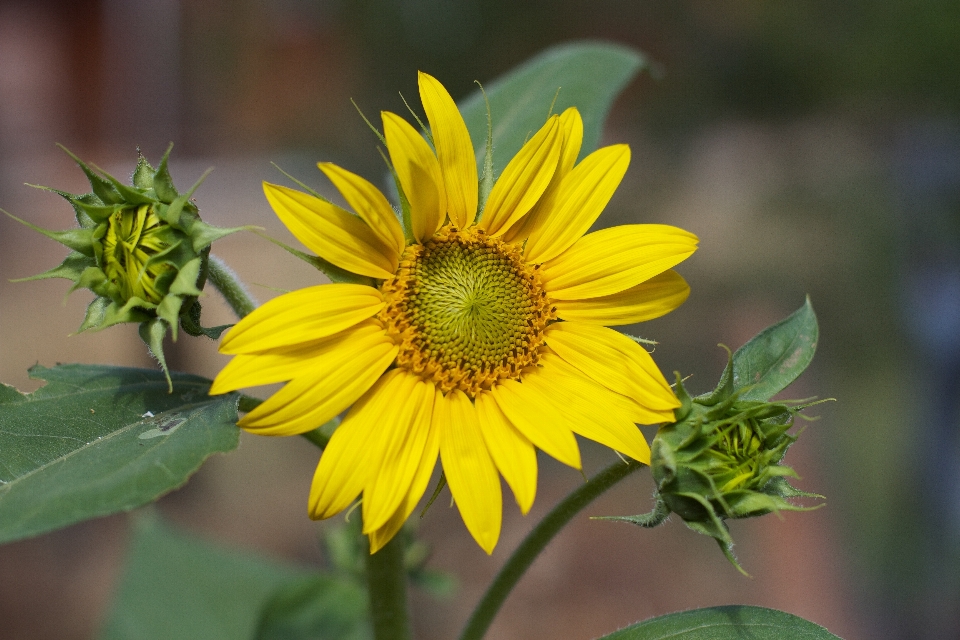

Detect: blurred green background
2,1,959,638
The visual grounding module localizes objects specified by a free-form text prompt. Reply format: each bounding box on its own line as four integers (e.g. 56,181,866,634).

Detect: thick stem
365,532,413,640
459,460,644,640
207,254,258,319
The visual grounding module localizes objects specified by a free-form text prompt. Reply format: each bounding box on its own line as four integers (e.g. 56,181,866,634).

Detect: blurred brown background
2,1,960,638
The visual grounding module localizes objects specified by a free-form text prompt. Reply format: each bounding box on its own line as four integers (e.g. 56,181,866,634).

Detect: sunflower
210,72,698,554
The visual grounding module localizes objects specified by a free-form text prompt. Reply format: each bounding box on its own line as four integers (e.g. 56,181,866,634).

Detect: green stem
207,254,257,319
365,532,413,640
459,460,644,640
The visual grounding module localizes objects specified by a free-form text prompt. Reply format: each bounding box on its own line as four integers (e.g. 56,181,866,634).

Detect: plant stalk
207,254,258,319
458,459,644,640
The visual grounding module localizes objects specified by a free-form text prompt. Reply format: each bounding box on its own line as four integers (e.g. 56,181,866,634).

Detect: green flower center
379,225,555,397
101,204,174,305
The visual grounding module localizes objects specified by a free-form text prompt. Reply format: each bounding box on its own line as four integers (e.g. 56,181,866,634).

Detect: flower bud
645,371,823,572
7,146,248,388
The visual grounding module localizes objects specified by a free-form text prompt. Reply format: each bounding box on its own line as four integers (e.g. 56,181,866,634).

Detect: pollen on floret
378,225,556,397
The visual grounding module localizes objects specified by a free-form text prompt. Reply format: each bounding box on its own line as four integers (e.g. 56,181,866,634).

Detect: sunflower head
8,145,247,387
648,369,824,572
213,71,699,553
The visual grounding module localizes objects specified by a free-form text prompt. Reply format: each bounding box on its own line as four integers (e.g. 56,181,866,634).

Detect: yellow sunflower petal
554,270,690,326
263,182,397,279
438,389,502,554
363,376,435,533
219,284,384,355
543,350,676,425
383,111,446,242
478,115,562,237
541,224,699,300
215,320,388,394
490,379,582,469
368,385,441,553
212,344,321,394
238,325,398,435
419,71,478,229
318,162,405,257
523,144,631,264
309,370,408,519
544,322,679,412
474,391,538,514
529,360,651,463
504,107,583,244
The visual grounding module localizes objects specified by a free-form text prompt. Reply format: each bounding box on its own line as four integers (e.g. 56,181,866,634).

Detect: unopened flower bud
6,146,249,388
645,372,823,572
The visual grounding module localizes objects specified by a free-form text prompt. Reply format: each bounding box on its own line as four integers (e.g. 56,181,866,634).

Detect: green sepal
73,201,118,224
70,266,108,297
78,297,110,332
58,144,122,205
253,231,375,286
392,166,415,244
139,318,173,392
275,163,331,202
160,193,188,226
592,495,670,528
132,153,156,189
695,345,735,406
188,220,259,254
180,300,232,339
11,251,93,283
168,257,204,298
476,83,495,219
101,173,156,205
27,185,106,226
420,472,448,518
3,210,95,256
157,293,185,341
100,296,156,329
153,144,180,203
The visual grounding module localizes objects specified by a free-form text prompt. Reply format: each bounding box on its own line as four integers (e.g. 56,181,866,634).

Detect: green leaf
254,576,371,640
0,364,240,544
458,41,646,175
253,230,375,287
99,514,307,640
598,605,842,639
732,297,819,401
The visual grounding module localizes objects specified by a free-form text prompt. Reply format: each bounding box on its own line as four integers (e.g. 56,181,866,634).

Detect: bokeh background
2,1,959,638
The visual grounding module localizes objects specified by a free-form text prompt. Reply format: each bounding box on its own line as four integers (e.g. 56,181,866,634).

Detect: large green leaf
0,364,239,544
599,606,842,639
100,515,305,640
732,297,819,401
458,41,646,175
